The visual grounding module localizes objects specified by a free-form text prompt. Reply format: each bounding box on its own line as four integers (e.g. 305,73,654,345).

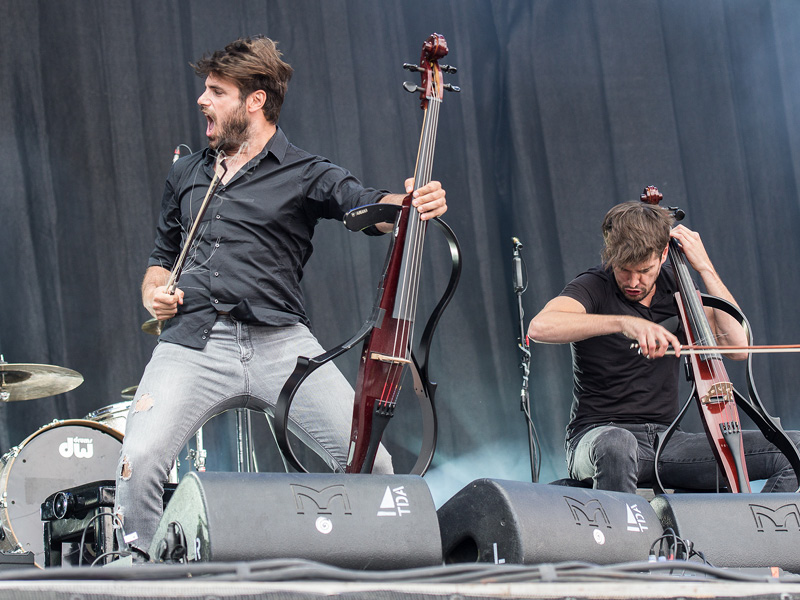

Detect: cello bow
165,157,227,294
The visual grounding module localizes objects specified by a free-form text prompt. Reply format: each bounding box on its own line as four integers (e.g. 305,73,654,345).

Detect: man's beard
209,103,249,154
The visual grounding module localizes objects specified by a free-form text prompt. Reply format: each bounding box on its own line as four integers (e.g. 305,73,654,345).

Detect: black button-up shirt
149,128,388,349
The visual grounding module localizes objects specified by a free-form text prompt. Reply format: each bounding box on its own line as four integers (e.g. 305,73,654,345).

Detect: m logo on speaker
564,496,611,529
749,503,800,532
291,484,352,515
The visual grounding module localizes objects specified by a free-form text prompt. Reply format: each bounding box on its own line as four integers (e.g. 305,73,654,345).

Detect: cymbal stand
0,356,8,401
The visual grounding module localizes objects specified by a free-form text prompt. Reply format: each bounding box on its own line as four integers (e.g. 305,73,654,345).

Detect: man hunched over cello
528,187,800,494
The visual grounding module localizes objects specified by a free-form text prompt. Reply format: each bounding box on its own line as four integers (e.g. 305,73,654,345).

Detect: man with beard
114,36,448,560
527,199,800,494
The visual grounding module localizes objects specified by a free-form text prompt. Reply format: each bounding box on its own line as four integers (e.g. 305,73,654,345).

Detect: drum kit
0,317,274,567
0,356,121,565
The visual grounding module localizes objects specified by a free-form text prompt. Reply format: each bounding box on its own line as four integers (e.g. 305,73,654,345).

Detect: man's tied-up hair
193,36,294,124
601,201,674,269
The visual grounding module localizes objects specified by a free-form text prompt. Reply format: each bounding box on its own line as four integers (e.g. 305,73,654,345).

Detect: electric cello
274,34,461,475
641,186,800,493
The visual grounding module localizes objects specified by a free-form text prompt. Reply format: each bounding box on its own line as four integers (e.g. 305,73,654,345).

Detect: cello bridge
700,382,734,405
720,420,741,435
370,352,412,365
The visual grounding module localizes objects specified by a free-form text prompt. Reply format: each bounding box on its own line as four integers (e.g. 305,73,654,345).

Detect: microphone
172,146,181,163
512,237,524,292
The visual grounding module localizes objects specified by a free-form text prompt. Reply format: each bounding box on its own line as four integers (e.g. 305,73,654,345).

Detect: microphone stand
512,238,540,482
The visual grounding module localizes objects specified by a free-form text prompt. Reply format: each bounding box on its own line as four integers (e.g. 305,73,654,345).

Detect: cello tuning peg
403,81,423,94
403,63,423,72
668,206,686,221
440,64,458,74
443,83,461,93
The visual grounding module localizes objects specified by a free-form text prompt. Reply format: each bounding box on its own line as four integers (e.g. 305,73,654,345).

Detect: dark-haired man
528,199,799,494
114,36,448,558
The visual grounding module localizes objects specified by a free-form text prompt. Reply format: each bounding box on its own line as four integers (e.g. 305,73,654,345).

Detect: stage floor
0,559,798,600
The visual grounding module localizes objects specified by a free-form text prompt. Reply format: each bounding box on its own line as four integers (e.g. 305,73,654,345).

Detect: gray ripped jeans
114,316,393,553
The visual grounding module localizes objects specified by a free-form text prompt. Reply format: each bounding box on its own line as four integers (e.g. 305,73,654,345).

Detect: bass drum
0,419,123,567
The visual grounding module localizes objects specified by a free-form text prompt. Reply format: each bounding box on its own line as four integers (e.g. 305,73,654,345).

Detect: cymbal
0,363,83,402
121,385,138,400
141,318,163,336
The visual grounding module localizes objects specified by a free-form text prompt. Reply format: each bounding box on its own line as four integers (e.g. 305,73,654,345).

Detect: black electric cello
641,187,800,493
274,34,461,475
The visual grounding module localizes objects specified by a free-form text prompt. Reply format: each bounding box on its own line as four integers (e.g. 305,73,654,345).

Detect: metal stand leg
236,408,257,473
264,410,291,473
512,238,540,482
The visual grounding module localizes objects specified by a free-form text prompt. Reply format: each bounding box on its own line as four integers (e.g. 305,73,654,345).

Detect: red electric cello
274,34,461,475
642,186,800,493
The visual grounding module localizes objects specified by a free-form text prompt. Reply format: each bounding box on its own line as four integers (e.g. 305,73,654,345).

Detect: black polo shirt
148,128,388,349
560,264,685,439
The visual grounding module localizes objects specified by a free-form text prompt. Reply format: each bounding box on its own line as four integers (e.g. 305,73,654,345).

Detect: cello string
398,93,440,395
671,244,738,432
380,54,444,411
382,106,428,405
394,94,439,350
672,242,740,465
381,92,441,408
405,97,439,353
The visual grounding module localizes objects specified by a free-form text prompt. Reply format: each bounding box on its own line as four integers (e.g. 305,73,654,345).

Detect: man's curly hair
601,201,674,268
193,36,293,123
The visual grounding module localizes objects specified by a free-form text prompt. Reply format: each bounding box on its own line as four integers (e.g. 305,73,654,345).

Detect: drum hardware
185,427,207,472
85,401,132,436
236,409,256,473
120,386,137,400
0,355,83,402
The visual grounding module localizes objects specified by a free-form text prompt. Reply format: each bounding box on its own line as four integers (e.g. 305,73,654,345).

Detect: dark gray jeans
567,422,800,494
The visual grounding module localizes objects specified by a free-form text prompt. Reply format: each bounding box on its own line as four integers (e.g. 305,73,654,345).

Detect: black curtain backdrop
2,0,799,505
